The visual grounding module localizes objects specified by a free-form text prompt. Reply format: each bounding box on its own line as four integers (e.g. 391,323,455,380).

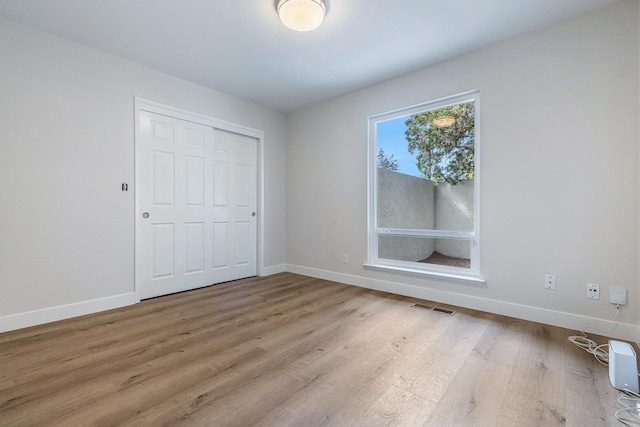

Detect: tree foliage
404,101,475,185
377,149,399,171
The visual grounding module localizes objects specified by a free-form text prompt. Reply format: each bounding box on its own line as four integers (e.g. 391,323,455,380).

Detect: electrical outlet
342,253,349,264
586,283,600,300
544,274,556,290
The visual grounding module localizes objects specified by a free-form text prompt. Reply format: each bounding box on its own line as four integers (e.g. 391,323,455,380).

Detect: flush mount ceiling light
432,115,456,128
277,0,326,32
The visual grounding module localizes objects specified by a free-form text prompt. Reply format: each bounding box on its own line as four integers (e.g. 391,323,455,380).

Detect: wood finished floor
0,273,624,426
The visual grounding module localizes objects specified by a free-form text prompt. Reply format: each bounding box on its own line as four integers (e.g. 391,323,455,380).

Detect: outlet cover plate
544,274,556,290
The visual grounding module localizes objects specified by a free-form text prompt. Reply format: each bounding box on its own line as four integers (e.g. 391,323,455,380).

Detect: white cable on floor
567,307,620,365
566,307,638,425
568,334,609,365
615,391,640,426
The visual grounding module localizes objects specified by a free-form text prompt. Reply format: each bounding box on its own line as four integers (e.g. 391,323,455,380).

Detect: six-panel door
137,110,257,299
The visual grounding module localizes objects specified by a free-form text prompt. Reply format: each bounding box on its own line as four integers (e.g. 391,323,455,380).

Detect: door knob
251,212,256,217
142,212,149,218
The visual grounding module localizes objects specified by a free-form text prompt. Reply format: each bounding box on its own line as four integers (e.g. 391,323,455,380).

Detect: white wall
0,18,287,330
638,0,640,335
286,1,640,340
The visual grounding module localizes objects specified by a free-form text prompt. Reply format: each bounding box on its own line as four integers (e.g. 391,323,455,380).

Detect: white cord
567,307,639,425
567,306,620,366
616,391,640,426
581,304,622,335
568,334,609,365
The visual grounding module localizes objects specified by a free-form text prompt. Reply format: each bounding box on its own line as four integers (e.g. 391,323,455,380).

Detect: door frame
134,97,265,297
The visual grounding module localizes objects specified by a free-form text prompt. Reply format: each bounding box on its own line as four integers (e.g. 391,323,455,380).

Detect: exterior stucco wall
377,168,473,261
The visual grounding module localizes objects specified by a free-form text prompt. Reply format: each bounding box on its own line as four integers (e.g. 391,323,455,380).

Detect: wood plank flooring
0,273,626,426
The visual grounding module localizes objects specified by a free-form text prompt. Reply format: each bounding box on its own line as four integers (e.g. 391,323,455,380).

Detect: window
367,91,481,281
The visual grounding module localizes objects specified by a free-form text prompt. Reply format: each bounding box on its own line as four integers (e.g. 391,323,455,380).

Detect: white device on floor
609,340,639,393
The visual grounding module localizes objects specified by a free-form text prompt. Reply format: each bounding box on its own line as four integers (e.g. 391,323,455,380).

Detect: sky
376,115,422,178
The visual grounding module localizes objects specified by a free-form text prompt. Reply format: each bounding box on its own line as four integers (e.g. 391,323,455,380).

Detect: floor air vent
432,307,456,315
412,303,434,310
412,304,455,315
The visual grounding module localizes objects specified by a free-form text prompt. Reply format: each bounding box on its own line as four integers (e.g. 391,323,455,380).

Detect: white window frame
365,90,483,283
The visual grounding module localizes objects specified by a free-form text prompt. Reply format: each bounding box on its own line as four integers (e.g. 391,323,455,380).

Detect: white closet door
136,110,257,299
210,129,257,283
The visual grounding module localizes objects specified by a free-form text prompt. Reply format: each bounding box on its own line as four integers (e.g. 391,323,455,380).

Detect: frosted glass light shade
432,116,456,128
278,0,326,32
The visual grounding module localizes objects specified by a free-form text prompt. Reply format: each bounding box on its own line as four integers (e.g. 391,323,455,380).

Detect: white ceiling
0,0,624,113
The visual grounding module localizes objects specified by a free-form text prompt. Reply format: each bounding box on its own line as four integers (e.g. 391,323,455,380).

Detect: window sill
363,263,485,285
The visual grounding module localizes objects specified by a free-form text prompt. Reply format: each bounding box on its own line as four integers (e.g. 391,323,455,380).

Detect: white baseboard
0,264,286,334
286,264,640,344
260,263,286,276
4,266,637,344
0,293,139,333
